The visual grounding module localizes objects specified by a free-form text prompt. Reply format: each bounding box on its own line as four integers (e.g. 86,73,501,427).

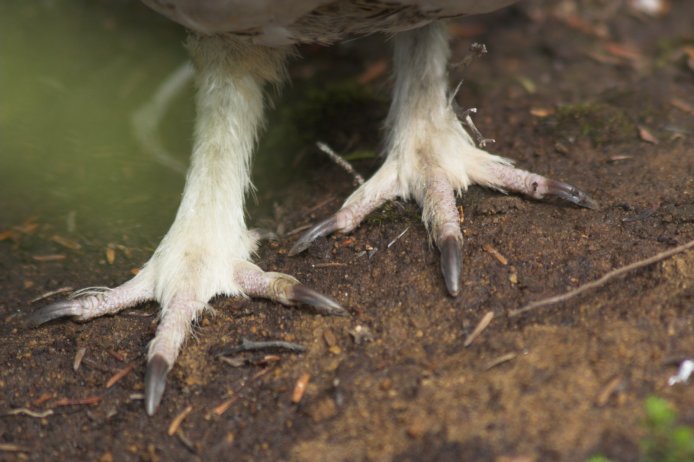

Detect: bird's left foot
291,23,597,296
291,117,597,296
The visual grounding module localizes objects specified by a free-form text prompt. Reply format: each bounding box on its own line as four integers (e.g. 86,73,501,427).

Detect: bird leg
291,22,597,295
30,35,343,415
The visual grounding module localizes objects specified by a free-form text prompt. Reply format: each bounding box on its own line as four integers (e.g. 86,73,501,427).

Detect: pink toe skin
235,265,346,315
29,277,153,325
486,164,597,209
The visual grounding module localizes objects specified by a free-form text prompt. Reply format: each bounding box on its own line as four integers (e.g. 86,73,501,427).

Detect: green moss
551,101,635,146
255,78,385,190
587,396,694,462
641,396,694,462
364,202,419,227
269,79,385,148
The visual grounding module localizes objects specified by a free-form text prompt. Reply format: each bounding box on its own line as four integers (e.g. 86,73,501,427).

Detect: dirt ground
2,1,694,461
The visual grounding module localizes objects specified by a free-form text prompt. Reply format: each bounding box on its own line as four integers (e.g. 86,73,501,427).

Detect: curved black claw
145,354,170,416
289,216,340,256
439,236,463,297
546,180,599,210
289,284,349,317
27,300,79,327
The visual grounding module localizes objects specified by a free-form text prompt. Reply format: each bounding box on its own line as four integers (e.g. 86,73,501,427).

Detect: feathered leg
30,35,343,415
291,22,597,295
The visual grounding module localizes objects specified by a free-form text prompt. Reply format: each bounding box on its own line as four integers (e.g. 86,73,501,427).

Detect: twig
482,244,509,265
50,395,103,407
510,239,694,317
105,362,136,388
0,443,31,453
210,396,238,417
450,42,488,70
316,142,365,185
212,338,306,357
387,227,410,249
30,287,74,303
168,405,193,436
176,430,197,454
285,223,314,237
464,311,495,347
483,352,518,371
312,262,348,268
460,108,495,148
3,408,54,418
291,373,311,403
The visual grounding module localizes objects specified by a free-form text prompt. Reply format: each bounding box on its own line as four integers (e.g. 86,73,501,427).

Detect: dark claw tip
289,217,340,256
546,180,600,210
290,284,349,317
440,235,463,297
26,300,77,327
145,354,170,416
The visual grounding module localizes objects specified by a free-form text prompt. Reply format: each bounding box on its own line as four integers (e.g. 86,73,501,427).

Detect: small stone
323,328,337,347
349,325,374,344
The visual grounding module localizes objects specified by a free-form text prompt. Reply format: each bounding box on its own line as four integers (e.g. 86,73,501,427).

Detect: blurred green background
0,0,196,246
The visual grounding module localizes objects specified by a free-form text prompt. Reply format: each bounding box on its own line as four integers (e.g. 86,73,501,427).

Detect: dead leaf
357,59,388,84
106,245,116,264
168,405,193,436
33,255,66,262
638,125,659,144
51,235,81,250
105,363,135,388
291,373,311,403
604,42,642,62
530,107,554,117
671,97,694,116
0,230,16,241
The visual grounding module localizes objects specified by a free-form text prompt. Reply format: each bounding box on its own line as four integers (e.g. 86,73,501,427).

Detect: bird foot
28,257,343,415
291,120,597,296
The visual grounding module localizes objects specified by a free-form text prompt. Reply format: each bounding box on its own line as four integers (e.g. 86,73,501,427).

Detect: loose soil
1,1,693,461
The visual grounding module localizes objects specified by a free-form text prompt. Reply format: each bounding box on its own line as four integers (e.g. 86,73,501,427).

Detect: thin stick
509,239,694,317
387,227,410,249
316,142,365,185
3,408,54,418
213,338,306,357
461,108,495,148
450,42,488,70
464,311,494,347
168,405,193,436
30,287,74,303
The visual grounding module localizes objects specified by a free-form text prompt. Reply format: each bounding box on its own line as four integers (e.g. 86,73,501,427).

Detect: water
0,0,381,255
1,1,196,246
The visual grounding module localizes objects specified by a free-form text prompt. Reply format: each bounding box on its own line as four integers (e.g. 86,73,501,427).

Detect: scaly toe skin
145,354,171,416
235,263,347,316
27,278,153,327
482,163,598,210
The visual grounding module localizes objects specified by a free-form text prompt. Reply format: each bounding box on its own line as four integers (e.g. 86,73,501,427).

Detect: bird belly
140,0,517,45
